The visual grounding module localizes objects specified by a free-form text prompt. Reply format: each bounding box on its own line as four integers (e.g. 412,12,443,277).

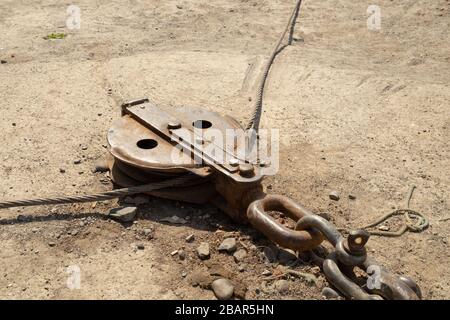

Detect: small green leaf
43,33,67,40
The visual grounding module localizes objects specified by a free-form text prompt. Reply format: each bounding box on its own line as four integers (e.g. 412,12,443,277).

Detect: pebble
329,191,340,201
92,161,109,173
218,238,237,253
108,206,137,222
238,265,246,272
178,249,186,260
196,242,210,260
274,280,290,294
73,159,82,165
143,228,153,239
277,248,297,264
48,242,56,247
378,225,390,231
321,287,341,299
137,244,145,250
348,194,356,200
181,271,187,278
31,227,39,233
170,250,179,256
1,60,7,64
233,249,247,262
185,234,195,243
211,278,234,300
160,215,187,224
262,269,272,276
59,168,66,173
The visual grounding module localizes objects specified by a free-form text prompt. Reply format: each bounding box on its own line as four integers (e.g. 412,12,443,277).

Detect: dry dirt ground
0,0,449,300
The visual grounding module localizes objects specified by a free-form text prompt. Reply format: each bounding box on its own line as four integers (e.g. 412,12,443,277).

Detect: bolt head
229,158,239,167
238,163,254,177
167,121,181,130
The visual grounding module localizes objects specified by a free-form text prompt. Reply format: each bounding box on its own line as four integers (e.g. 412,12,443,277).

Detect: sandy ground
0,0,449,299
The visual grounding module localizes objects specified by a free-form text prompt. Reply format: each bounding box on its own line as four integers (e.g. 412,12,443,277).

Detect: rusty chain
246,194,422,300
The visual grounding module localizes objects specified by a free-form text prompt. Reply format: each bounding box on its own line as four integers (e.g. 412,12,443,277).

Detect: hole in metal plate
136,139,158,149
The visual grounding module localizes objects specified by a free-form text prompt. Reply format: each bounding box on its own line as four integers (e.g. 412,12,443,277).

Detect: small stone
262,269,272,276
329,191,340,201
137,244,145,250
1,60,7,64
378,225,390,231
274,280,290,294
211,278,234,300
178,249,186,260
59,168,66,173
143,228,154,239
108,206,137,222
48,242,56,247
92,160,109,173
31,227,39,233
73,159,82,165
171,250,179,256
197,242,210,260
218,238,237,253
238,265,245,272
160,215,187,224
348,194,356,200
176,4,183,9
233,249,247,262
185,234,195,243
81,145,88,150
181,271,187,278
322,287,341,299
277,248,297,265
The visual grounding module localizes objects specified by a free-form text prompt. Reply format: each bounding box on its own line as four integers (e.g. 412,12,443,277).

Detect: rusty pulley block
106,98,421,300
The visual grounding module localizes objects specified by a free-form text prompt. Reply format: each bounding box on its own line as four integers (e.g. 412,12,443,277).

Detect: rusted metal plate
123,102,263,184
108,114,201,173
108,103,250,180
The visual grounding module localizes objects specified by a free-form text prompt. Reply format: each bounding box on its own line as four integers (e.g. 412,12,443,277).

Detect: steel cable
246,0,303,132
0,174,195,210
